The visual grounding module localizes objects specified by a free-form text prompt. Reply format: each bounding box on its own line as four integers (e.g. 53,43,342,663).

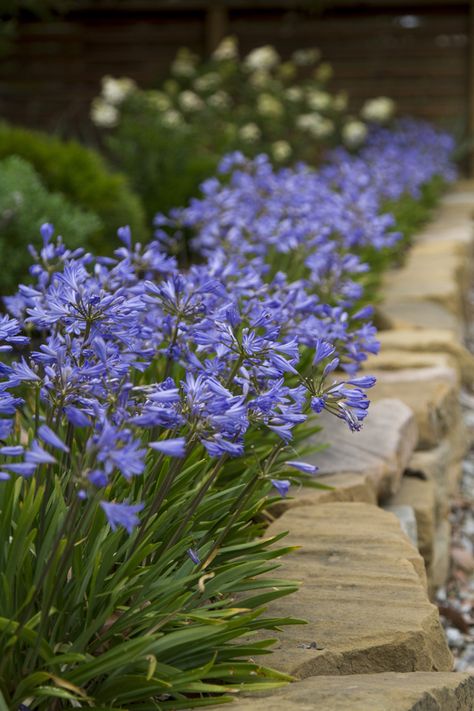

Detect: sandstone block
377,299,462,338
368,366,459,450
383,504,418,547
374,328,474,388
387,477,436,570
258,503,452,677
270,471,377,517
382,252,464,317
308,399,417,499
363,350,459,385
430,519,451,595
407,443,452,521
232,672,474,711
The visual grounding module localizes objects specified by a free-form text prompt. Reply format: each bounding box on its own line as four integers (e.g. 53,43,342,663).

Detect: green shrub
106,99,225,219
0,156,101,292
0,122,149,247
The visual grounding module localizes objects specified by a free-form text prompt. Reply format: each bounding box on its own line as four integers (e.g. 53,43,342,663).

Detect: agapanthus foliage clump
0,207,379,707
0,115,456,707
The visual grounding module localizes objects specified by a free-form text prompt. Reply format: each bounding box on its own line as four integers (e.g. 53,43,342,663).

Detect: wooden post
469,0,474,175
205,3,228,55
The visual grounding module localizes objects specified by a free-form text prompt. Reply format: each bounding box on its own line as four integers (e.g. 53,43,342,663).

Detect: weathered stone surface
430,520,451,595
377,299,462,338
407,443,452,521
271,471,377,517
368,366,459,450
382,252,464,317
375,328,474,387
232,672,474,711
309,399,417,499
387,477,436,570
362,350,460,385
384,504,418,547
258,503,452,677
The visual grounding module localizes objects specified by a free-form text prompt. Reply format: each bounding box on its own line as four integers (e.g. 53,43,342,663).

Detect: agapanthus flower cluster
0,217,377,534
323,118,456,202
0,120,455,535
167,119,454,269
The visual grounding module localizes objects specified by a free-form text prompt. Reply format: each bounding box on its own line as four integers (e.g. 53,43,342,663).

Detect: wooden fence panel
0,4,469,133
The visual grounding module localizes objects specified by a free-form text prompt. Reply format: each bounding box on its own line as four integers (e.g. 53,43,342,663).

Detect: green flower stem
23,494,81,675
154,454,227,563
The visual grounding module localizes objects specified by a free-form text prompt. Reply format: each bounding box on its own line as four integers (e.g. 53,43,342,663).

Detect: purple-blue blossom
100,501,145,534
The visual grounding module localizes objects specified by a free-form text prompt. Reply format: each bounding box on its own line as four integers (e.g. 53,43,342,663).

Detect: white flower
271,140,292,162
147,91,172,111
171,49,198,79
193,72,221,93
292,47,321,66
307,89,331,112
333,92,348,112
90,98,119,128
207,90,231,110
244,45,280,72
297,113,334,139
248,70,271,89
212,36,239,61
238,122,261,143
257,93,283,118
342,120,368,148
361,96,395,123
178,90,204,112
315,62,333,82
285,87,303,102
161,109,184,128
211,37,239,62
101,76,136,105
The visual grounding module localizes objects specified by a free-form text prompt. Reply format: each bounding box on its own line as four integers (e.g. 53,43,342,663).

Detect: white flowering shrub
91,36,397,217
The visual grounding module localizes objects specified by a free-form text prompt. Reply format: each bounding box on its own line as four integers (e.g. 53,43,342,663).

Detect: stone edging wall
229,181,474,710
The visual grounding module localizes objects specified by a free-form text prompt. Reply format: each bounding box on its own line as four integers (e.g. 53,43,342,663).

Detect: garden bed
228,181,474,709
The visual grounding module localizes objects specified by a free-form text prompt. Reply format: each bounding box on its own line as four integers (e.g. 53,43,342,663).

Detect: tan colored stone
363,350,460,385
232,672,474,711
383,504,418,547
374,328,474,388
368,366,460,450
447,460,463,497
257,503,452,677
387,477,436,570
429,520,451,595
271,472,377,517
382,252,464,317
406,425,469,507
377,298,462,338
309,399,417,499
407,443,452,521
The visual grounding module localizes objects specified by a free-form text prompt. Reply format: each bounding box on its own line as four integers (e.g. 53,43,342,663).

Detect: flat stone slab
382,252,464,317
308,399,417,499
232,672,474,710
407,438,467,517
430,519,451,595
362,350,460,385
387,477,436,571
258,503,452,677
384,504,418,547
377,299,462,338
368,366,459,450
374,328,474,387
271,471,377,517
